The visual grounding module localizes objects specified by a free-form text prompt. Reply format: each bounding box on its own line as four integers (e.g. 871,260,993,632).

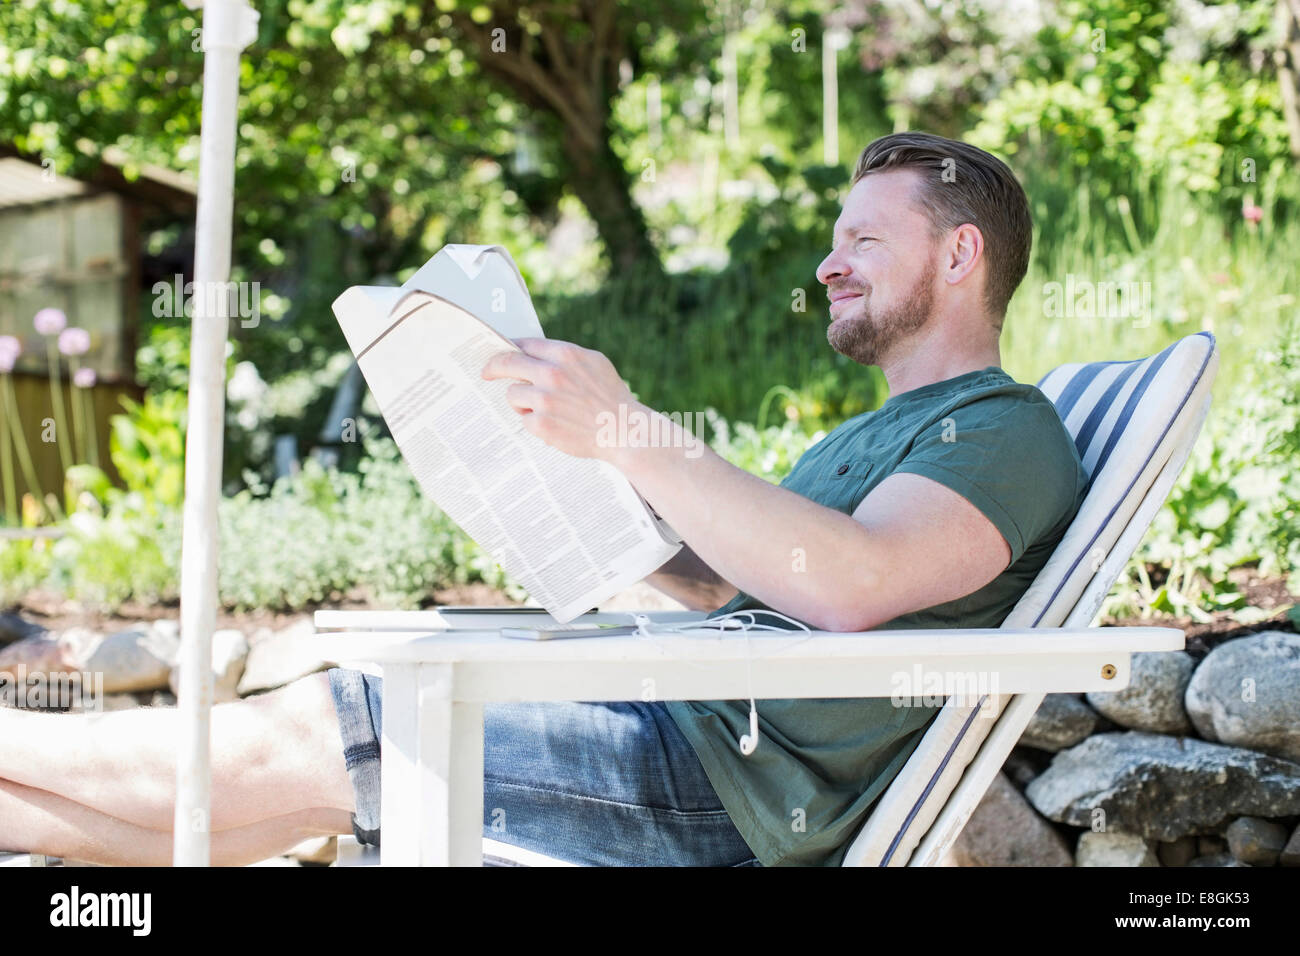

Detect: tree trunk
447,3,663,277
1277,0,1300,159
557,116,661,273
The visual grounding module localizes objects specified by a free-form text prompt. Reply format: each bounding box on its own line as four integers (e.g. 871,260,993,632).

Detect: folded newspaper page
332,244,682,623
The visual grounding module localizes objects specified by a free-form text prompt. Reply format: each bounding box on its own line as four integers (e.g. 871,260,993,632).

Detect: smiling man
0,132,1086,868
469,131,1089,866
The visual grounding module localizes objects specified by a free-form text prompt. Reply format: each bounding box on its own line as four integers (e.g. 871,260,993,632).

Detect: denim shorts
327,667,761,866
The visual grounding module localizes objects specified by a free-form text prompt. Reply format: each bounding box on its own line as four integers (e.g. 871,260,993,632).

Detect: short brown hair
851,132,1032,326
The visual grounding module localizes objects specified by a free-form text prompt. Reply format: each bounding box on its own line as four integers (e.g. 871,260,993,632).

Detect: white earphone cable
632,609,813,757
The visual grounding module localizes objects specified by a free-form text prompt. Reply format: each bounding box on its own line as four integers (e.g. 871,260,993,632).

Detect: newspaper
332,245,681,623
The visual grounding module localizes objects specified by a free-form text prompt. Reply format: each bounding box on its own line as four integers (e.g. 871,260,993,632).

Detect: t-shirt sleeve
890,396,1082,566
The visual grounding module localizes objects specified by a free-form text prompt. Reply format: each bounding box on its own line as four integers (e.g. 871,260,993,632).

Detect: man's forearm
643,544,739,612
610,405,883,631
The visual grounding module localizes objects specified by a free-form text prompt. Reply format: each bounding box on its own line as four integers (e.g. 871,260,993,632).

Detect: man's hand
481,338,644,463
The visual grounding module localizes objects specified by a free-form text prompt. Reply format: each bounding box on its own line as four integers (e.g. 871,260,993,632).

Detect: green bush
47,496,179,608
110,390,187,510
0,536,53,607
1103,326,1300,621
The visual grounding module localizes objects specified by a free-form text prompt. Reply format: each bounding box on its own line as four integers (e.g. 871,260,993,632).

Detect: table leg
380,663,483,866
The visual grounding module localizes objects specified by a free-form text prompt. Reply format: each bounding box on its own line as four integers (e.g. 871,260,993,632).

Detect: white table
312,612,1183,866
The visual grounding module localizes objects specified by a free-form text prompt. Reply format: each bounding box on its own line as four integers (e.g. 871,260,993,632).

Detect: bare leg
0,671,355,832
0,777,352,866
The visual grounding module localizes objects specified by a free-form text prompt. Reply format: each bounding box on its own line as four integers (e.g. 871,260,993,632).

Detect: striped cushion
842,332,1218,866
1039,334,1209,495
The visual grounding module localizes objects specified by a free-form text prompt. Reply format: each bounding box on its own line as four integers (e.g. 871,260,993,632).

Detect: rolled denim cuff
327,667,384,846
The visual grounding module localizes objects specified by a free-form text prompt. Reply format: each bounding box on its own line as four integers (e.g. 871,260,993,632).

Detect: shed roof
0,145,197,215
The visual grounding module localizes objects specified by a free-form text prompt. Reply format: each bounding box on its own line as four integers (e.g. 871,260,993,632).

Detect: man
0,132,1086,867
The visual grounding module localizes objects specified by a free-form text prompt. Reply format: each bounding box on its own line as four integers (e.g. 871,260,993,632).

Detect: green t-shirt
663,366,1089,866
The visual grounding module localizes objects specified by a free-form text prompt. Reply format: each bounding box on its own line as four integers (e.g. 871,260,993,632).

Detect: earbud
631,612,779,758
738,702,759,756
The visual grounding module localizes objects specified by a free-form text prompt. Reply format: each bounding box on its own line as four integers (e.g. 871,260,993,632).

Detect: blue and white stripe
1035,331,1214,488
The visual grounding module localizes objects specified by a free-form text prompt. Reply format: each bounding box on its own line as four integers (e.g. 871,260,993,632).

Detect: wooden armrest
309,624,1183,702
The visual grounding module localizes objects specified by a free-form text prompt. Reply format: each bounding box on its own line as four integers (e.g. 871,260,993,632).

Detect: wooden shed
0,146,196,507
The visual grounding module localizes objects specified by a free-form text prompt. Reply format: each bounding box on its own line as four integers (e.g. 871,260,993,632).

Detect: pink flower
33,307,67,336
0,335,20,373
57,327,91,356
1242,203,1263,223
72,366,97,389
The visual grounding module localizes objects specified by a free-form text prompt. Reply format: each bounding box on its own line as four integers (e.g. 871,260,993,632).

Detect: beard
827,261,937,367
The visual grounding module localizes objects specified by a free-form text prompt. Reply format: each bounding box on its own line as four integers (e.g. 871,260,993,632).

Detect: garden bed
2,581,517,639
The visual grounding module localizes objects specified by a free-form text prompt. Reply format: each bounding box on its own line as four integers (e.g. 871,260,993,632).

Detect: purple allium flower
33,308,67,336
0,335,20,373
58,326,91,356
72,366,97,388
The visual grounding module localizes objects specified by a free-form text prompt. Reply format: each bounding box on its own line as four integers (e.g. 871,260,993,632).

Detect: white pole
721,33,739,152
822,28,849,166
647,76,662,153
175,0,258,867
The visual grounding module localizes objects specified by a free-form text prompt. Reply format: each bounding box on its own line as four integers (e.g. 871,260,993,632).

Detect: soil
6,582,520,639
1101,565,1298,659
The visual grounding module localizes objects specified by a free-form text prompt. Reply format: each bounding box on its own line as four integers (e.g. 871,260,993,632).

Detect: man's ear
944,223,984,288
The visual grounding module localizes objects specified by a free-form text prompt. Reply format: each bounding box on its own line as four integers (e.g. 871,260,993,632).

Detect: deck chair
328,331,1219,867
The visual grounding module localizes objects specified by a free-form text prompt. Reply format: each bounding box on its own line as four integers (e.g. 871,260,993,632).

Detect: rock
0,612,45,646
148,690,176,708
288,835,337,865
73,624,180,694
1076,831,1159,866
1002,749,1042,788
1185,631,1300,763
1187,854,1249,867
236,619,328,695
1025,731,1300,841
69,692,139,713
1,623,181,698
1198,836,1228,857
943,772,1072,866
0,631,78,677
0,629,103,708
1225,816,1288,866
1086,651,1195,735
1020,694,1100,751
168,629,249,703
1156,835,1199,867
1280,824,1300,867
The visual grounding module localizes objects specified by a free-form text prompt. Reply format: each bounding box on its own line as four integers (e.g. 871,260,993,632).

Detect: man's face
816,169,941,368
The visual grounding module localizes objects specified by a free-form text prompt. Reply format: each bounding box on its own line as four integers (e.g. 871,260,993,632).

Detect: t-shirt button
836,463,849,475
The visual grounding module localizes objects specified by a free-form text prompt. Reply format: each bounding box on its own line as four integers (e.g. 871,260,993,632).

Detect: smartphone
500,623,640,641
